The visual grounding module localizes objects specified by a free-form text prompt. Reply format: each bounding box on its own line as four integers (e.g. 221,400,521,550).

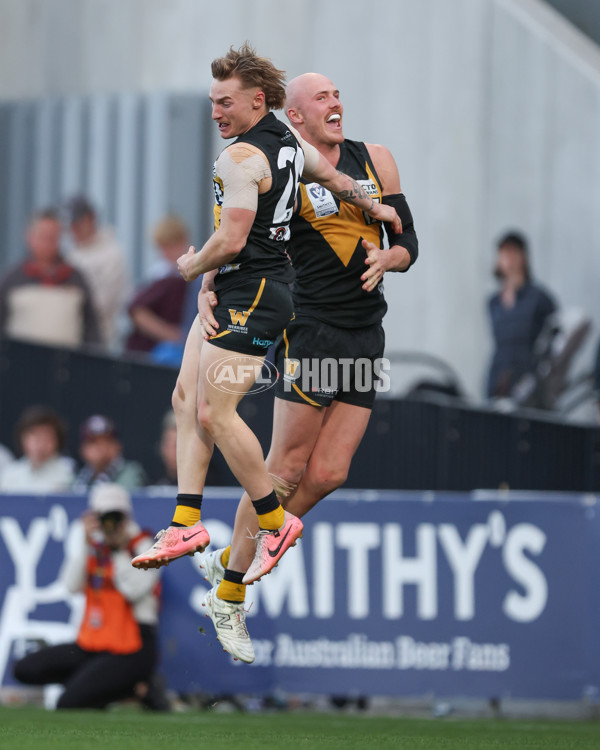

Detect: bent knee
307,461,349,492
267,447,313,487
196,400,227,435
268,463,304,489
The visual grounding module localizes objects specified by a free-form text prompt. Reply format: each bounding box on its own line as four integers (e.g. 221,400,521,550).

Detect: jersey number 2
272,146,305,228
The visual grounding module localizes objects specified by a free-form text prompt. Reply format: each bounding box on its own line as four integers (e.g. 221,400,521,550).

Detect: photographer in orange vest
14,484,166,709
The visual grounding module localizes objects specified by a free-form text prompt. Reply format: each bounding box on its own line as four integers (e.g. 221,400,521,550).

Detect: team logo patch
306,183,338,218
229,309,250,327
283,358,301,382
269,225,290,241
213,175,224,206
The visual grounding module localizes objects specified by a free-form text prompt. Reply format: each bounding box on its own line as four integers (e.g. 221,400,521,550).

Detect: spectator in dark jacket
486,231,557,399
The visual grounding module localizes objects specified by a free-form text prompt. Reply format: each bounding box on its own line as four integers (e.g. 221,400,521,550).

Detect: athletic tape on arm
382,193,418,269
216,149,272,212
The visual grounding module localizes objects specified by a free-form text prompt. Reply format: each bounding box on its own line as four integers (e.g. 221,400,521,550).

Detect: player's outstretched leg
133,319,215,570
242,510,303,584
201,586,255,663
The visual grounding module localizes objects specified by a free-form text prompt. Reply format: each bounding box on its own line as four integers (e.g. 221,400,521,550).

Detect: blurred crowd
0,198,209,494
0,197,200,366
1,197,598,419
0,405,178,494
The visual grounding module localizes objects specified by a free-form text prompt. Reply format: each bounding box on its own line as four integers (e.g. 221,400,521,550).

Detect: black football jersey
212,112,304,291
289,139,387,328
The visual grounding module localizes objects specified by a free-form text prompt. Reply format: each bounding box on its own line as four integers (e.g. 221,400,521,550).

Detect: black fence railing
1,339,599,492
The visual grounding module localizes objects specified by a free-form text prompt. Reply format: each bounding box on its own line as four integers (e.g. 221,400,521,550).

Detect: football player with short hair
198,72,418,661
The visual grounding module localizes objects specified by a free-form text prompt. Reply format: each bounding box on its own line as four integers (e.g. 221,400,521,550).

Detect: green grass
0,706,599,750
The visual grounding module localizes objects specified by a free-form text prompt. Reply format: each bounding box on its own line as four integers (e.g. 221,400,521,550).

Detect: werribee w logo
206,355,279,395
229,309,250,327
283,358,301,382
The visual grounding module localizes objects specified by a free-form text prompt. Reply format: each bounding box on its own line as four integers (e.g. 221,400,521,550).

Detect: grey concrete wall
485,0,600,402
546,0,600,46
0,0,598,403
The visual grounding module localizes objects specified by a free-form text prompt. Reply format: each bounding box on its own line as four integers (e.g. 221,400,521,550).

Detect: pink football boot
242,511,303,584
132,521,210,569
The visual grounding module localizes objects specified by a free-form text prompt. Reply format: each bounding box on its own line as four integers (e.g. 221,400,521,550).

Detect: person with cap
13,483,167,710
72,415,147,491
65,195,131,350
486,230,557,399
0,405,74,493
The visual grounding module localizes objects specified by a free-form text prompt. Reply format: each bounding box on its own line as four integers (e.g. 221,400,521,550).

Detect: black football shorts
209,277,294,355
273,314,386,408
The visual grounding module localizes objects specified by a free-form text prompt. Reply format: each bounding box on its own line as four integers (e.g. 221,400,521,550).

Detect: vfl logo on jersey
283,358,301,382
229,309,250,327
306,183,338,218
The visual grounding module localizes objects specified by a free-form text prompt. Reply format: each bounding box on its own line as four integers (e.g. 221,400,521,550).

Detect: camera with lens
99,510,126,534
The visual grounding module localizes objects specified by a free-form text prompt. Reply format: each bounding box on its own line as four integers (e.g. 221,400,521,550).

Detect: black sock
223,569,245,584
251,490,280,515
